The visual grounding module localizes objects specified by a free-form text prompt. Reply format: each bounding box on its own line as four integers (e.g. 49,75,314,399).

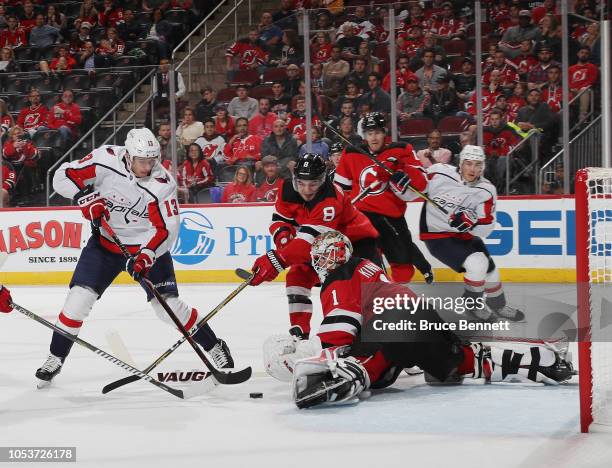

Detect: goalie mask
310,231,353,282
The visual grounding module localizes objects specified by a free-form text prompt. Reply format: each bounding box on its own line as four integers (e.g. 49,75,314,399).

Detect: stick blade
102,375,141,394
211,365,252,385
234,268,252,281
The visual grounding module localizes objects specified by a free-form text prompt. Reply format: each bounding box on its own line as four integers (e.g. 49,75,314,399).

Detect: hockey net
576,168,612,433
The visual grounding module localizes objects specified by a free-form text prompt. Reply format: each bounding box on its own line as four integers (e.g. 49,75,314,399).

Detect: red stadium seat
399,118,434,137
442,40,467,57
216,87,237,103
230,69,259,87
249,85,274,99
436,116,470,135
262,67,288,84
449,56,465,73
466,22,493,38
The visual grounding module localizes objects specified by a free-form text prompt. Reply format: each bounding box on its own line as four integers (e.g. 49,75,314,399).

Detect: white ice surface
1,283,611,468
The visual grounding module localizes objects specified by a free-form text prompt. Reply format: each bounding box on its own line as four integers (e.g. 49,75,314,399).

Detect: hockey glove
449,208,478,232
389,170,411,196
373,157,398,183
273,226,296,248
250,250,286,286
0,286,13,313
126,248,156,280
75,186,109,228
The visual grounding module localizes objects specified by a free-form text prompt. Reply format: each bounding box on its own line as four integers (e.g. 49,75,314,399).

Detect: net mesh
584,168,612,427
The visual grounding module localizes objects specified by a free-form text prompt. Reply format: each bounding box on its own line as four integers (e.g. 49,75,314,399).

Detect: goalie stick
100,219,252,387
320,119,449,215
103,277,252,393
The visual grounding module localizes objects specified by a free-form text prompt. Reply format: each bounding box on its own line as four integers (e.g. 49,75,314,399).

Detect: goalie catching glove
292,347,370,409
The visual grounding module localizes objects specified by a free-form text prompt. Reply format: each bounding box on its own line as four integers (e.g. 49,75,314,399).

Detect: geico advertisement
0,197,590,273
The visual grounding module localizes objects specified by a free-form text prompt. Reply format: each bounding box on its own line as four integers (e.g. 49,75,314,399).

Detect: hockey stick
351,180,380,204
8,300,185,399
320,120,449,215
102,275,252,394
100,219,251,385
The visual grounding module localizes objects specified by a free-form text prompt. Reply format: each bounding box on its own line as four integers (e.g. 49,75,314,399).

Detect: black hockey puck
250,392,263,399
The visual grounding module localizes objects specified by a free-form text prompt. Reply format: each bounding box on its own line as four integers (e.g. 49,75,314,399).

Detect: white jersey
194,135,226,164
420,163,496,240
53,145,179,256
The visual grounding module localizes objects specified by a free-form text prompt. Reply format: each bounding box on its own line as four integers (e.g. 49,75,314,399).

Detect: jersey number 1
331,289,339,306
164,199,179,216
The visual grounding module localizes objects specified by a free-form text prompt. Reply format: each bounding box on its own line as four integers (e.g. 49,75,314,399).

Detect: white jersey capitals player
35,128,234,386
420,145,524,321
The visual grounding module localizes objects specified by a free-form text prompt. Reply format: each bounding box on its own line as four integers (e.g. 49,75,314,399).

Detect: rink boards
0,195,592,284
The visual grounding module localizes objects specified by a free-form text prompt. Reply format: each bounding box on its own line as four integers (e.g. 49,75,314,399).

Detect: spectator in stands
269,29,303,67
535,14,559,53
0,98,14,135
541,164,564,195
148,57,186,127
221,165,256,203
223,117,262,167
227,85,258,119
104,27,125,55
311,32,333,65
466,69,504,119
98,0,124,28
178,143,214,203
29,14,62,49
76,40,107,70
48,46,76,71
225,29,268,80
425,75,459,123
397,76,431,122
46,5,67,31
2,160,15,206
145,8,173,59
0,47,19,73
19,1,37,34
328,142,343,180
322,46,350,98
118,9,144,42
337,23,363,64
286,96,321,145
412,32,446,70
299,127,329,159
255,155,283,202
416,130,452,167
430,1,465,40
77,0,99,28
71,21,93,52
334,117,362,147
337,80,362,110
527,45,561,89
273,0,298,32
569,45,598,121
578,21,600,50
507,82,527,121
157,122,171,161
332,100,358,130
382,56,416,94
0,16,27,49
269,81,291,120
355,102,371,139
541,65,564,113
195,87,218,123
3,126,39,192
176,107,204,150
515,88,559,157
499,10,540,58
258,11,283,48
358,73,391,113
213,104,235,140
342,56,368,94
0,6,6,31
415,48,447,92
484,49,518,92
452,57,476,103
512,39,538,77
310,62,325,92
195,118,226,168
17,89,49,138
483,109,522,189
260,119,298,172
283,64,302,97
313,10,335,41
248,98,277,140
532,0,559,25
47,89,82,145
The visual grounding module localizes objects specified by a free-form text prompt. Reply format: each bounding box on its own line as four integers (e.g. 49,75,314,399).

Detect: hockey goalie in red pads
263,231,575,409
249,153,380,339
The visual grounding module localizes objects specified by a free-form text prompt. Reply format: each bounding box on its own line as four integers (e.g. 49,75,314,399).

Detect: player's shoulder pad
320,257,363,293
474,176,497,199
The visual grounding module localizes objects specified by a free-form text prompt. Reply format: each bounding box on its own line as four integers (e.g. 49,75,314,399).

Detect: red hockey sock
289,312,311,336
390,263,415,282
457,345,475,376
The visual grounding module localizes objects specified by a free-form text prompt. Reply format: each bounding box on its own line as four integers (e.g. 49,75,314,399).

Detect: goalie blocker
263,231,575,409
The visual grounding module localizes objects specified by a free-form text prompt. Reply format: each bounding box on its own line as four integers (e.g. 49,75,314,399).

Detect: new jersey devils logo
358,165,386,196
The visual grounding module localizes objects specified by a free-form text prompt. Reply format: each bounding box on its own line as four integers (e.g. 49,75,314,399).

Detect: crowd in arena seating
0,0,210,206
152,0,601,204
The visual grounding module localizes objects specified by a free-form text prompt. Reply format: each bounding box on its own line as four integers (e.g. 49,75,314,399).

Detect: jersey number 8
323,207,335,222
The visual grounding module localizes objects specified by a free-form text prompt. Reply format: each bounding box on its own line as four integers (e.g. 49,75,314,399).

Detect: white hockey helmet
459,144,486,174
125,128,160,164
310,230,353,282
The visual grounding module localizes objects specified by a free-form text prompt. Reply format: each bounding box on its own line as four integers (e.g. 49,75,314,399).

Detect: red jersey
466,87,502,116
541,84,569,113
311,44,332,64
223,134,262,165
334,142,426,218
270,179,378,266
507,95,526,121
430,18,465,38
382,68,418,93
46,103,82,135
221,182,256,203
50,55,77,70
2,163,16,191
225,39,268,70
3,139,38,167
98,8,124,27
483,63,518,88
20,15,37,32
255,177,284,202
215,117,235,139
511,54,538,76
17,105,49,131
177,159,214,188
483,125,521,157
0,114,12,129
0,28,27,48
248,112,278,139
286,113,322,143
568,63,598,90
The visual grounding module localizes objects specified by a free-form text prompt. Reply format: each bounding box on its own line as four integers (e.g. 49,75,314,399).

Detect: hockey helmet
311,230,353,281
125,128,161,163
293,153,327,191
361,112,387,132
459,144,486,180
